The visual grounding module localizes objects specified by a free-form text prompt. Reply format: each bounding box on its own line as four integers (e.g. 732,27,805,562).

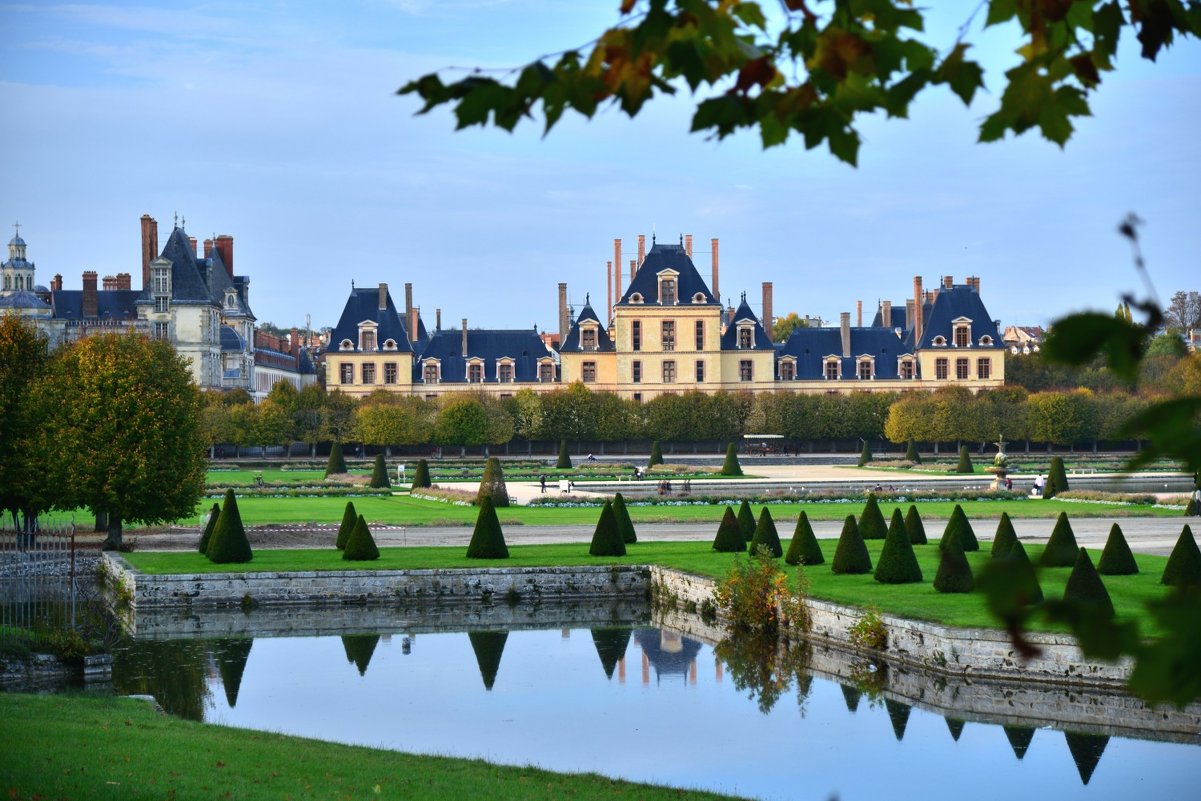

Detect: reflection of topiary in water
720,442,742,476
1040,512,1079,567
858,494,887,540
945,717,965,741
466,496,509,559
612,492,637,544
840,683,862,713
342,514,380,561
905,505,927,545
325,441,347,476
591,628,632,679
341,634,380,677
410,458,431,489
749,507,783,558
785,510,823,566
1065,731,1109,786
991,512,1018,558
207,489,252,564
468,630,508,691
1161,524,1201,587
197,503,220,554
1004,726,1035,760
885,698,911,741
933,530,973,593
335,500,357,550
213,638,253,707
589,501,626,557
1062,548,1114,619
737,499,756,542
369,453,390,489
1097,523,1139,575
832,515,872,574
712,506,747,553
875,508,923,584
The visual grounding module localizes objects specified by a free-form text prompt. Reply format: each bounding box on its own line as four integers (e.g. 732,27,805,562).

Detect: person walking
539,475,547,494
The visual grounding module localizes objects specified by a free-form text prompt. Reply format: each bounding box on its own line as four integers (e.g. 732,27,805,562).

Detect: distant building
1002,325,1045,354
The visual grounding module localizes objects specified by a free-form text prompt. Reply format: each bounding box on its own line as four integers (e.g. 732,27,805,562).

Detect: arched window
339,339,354,351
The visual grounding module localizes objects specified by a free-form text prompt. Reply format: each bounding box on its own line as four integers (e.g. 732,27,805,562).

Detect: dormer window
657,271,679,305
497,359,514,383
824,357,841,380
339,339,354,351
954,325,970,347
382,338,398,351
779,358,796,380
224,289,237,309
467,359,484,383
692,292,706,304
629,293,644,304
581,326,598,351
932,335,947,347
423,360,440,384
857,357,874,380
899,357,915,380
360,329,376,352
538,359,555,382
737,324,754,349
979,335,993,346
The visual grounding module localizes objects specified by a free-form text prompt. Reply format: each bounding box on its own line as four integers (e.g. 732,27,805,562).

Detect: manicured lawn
0,693,745,801
122,539,1172,634
207,468,366,485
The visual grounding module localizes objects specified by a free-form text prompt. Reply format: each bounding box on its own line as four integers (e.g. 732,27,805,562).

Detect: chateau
327,235,1005,399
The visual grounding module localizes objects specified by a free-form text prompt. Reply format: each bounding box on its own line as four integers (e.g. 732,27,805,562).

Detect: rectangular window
936,358,949,380
632,320,641,351
661,321,675,351
153,322,169,341
423,363,439,383
660,279,677,305
977,358,991,380
582,361,597,383
633,392,642,404
424,394,437,401
362,363,376,384
340,363,354,385
695,321,705,350
384,362,398,384
738,327,753,349
825,360,839,380
780,361,795,380
858,360,873,380
154,296,169,313
956,358,970,380
695,360,705,382
632,360,642,383
468,363,483,383
153,268,169,294
498,363,514,382
739,360,753,381
900,360,914,380
360,330,376,351
539,362,554,382
582,328,597,351
955,325,970,348
662,360,676,383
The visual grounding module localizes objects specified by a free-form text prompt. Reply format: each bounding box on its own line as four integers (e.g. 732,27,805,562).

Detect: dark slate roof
416,328,551,383
327,286,414,354
220,325,245,352
0,290,49,310
778,326,912,379
719,294,775,351
141,227,253,318
870,304,908,330
560,298,615,353
915,285,1002,349
616,242,719,307
50,289,140,320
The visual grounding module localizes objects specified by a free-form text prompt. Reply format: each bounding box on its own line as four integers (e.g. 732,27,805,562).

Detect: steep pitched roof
0,290,49,310
870,303,908,330
616,242,719,307
328,286,414,354
778,326,912,379
140,227,254,318
560,297,615,353
719,294,774,351
915,285,1002,349
416,328,552,383
50,289,140,320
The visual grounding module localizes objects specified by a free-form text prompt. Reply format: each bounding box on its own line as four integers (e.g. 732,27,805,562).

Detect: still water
112,622,1198,801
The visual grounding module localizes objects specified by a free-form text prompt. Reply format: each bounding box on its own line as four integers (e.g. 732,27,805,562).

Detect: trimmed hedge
858,494,888,541
905,439,921,463
1062,548,1114,619
1004,538,1045,605
557,439,572,469
939,505,979,552
197,503,220,554
369,454,390,489
720,442,742,476
612,492,637,544
410,458,432,489
933,528,974,593
905,505,927,545
1047,456,1070,499
476,457,510,508
466,496,509,559
785,510,823,566
955,445,973,474
875,508,923,584
991,512,1018,558
832,515,872,574
1161,524,1201,587
749,507,783,558
737,499,756,543
1097,523,1139,575
647,440,663,468
1040,512,1079,567
712,506,747,553
858,441,872,467
325,442,347,476
342,514,380,561
335,501,357,550
589,500,627,557
207,489,252,564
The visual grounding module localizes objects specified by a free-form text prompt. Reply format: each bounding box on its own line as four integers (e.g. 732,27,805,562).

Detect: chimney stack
82,271,98,318
913,276,924,345
726,304,735,326
404,283,414,338
882,300,893,331
944,274,954,289
710,238,720,301
203,238,213,259
290,327,299,357
967,275,980,293
461,318,468,356
188,236,198,257
378,282,388,311
840,312,851,358
558,283,569,344
52,273,63,292
613,238,623,303
215,235,234,277
606,261,613,324
761,282,773,334
102,275,117,291
410,306,419,341
685,234,693,257
637,234,646,266
856,299,863,327
629,258,636,279
140,214,158,290
436,308,442,331
905,299,915,331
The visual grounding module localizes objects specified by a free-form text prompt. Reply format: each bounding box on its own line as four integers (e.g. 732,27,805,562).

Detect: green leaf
1042,312,1149,381
452,79,509,130
1093,1,1126,58
985,0,1018,27
826,124,860,166
733,1,768,30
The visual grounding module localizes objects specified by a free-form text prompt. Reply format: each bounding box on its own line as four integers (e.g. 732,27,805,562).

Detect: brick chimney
378,282,388,311
203,238,214,259
629,258,636,280
188,236,198,257
558,283,569,344
613,239,622,301
725,304,735,326
215,235,234,277
637,234,646,266
606,261,613,324
52,273,63,292
840,312,851,357
290,327,299,357
711,238,720,302
140,214,158,291
913,276,924,345
436,308,442,331
905,299,914,332
685,234,693,257
116,273,131,290
856,299,863,327
82,271,98,318
967,275,980,293
882,300,893,332
761,282,773,334
403,282,415,339
461,318,468,356
943,274,954,289
102,275,117,291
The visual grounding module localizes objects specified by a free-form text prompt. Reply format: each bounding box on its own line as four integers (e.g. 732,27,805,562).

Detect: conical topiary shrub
468,631,508,691
858,493,888,540
612,492,637,544
1002,538,1044,605
342,514,380,561
1046,456,1070,499
956,445,974,474
1040,512,1079,567
589,500,627,557
713,506,747,553
325,441,347,476
832,515,872,574
875,508,923,584
785,510,823,566
749,507,783,558
1097,523,1139,575
1161,524,1201,588
369,453,390,489
335,500,357,550
720,442,742,476
1187,497,1199,516
476,456,510,508
939,504,979,552
737,499,756,542
1062,548,1114,619
557,439,572,469
991,512,1018,558
197,502,220,554
858,440,872,467
410,458,431,489
933,528,974,593
207,489,253,564
905,505,927,545
905,439,921,463
466,495,509,559
647,440,663,468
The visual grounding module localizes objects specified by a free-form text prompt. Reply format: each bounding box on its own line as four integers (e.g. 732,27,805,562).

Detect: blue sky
2,1,1198,333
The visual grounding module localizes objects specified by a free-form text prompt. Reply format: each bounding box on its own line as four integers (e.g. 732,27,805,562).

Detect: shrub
848,607,887,650
335,500,357,550
737,499,756,542
466,495,509,559
410,458,432,489
325,441,347,476
197,503,220,554
476,456,510,508
955,445,973,474
991,512,1018,558
1186,497,1198,516
858,493,888,540
712,506,747,552
647,440,663,468
905,505,927,545
1062,548,1114,619
368,453,390,489
612,492,637,544
875,508,923,584
207,489,252,564
713,548,808,636
939,505,979,552
905,439,921,463
342,514,380,561
720,442,742,476
1002,538,1044,604
557,439,572,469
1097,523,1139,575
858,440,872,467
589,500,626,557
749,507,783,558
1040,512,1079,567
933,529,974,593
1046,455,1070,499
832,515,872,574
785,510,823,566
1161,524,1201,588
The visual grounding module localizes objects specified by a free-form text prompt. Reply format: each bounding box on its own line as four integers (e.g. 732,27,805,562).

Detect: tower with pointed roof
1,225,37,296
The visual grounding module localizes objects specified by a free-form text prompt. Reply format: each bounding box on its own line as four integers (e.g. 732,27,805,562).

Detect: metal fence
0,522,81,650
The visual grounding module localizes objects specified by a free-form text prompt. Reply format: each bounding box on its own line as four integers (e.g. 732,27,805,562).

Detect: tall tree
771,312,808,343
0,315,52,531
1165,290,1201,332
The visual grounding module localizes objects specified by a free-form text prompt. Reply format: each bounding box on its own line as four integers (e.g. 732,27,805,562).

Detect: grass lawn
205,467,747,486
207,468,367,485
123,539,1172,634
0,693,745,801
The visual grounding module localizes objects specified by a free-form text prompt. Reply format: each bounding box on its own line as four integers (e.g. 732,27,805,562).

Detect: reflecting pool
112,610,1199,801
